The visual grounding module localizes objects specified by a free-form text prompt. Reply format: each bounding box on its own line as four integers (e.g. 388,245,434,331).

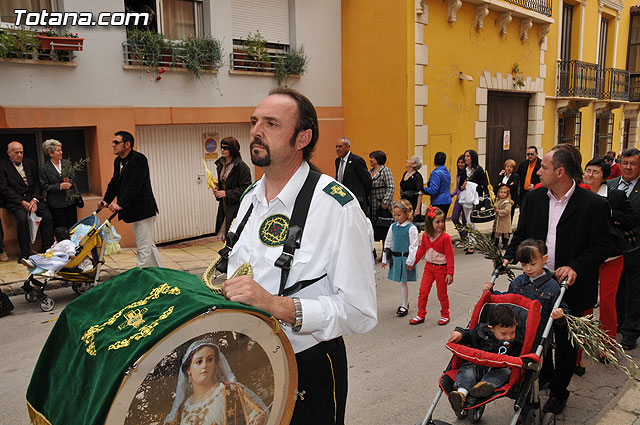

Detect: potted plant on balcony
1,29,38,60
182,36,223,78
126,29,170,75
274,45,308,86
244,31,270,71
37,28,84,51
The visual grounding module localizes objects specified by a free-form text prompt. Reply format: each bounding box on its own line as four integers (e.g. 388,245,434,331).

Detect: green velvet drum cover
26,267,297,425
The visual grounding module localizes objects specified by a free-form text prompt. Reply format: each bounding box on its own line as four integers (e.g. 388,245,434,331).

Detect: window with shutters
230,0,290,73
124,0,203,39
0,0,56,26
558,110,582,148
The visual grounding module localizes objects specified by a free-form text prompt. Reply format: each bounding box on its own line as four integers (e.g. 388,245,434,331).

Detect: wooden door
486,92,530,184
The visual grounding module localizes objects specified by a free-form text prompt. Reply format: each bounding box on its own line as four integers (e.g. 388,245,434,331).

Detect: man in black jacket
335,137,371,215
0,141,53,260
99,131,162,268
516,146,542,204
503,143,610,414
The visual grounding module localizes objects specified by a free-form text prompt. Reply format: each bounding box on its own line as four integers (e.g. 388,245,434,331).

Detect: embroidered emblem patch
259,214,290,246
323,182,353,206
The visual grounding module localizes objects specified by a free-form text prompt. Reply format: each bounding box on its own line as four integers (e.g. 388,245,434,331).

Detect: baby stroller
22,210,119,312
419,269,568,425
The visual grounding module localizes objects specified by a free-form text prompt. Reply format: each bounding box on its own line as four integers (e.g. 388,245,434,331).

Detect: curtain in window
162,0,195,40
1,0,52,24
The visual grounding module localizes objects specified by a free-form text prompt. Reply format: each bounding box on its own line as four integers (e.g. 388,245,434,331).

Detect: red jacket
415,232,455,275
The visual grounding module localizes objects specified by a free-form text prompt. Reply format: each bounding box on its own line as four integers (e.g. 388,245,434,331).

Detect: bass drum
106,309,296,425
26,267,296,425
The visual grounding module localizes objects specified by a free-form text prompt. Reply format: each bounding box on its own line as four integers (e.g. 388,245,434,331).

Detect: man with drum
223,88,378,425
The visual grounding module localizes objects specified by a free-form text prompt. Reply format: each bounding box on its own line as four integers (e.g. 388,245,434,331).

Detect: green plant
61,158,90,200
244,31,270,68
127,29,170,74
512,63,525,88
6,29,38,59
182,36,223,78
0,31,12,58
275,45,308,86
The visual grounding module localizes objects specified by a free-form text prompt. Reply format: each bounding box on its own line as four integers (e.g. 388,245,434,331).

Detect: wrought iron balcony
501,0,552,17
230,47,288,73
556,60,629,101
630,73,640,102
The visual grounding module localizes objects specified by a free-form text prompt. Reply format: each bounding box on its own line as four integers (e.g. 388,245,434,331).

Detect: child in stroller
21,227,76,277
447,304,522,413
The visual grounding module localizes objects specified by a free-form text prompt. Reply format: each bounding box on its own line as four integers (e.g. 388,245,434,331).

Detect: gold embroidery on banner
27,401,53,425
80,283,181,356
108,306,174,351
117,307,149,330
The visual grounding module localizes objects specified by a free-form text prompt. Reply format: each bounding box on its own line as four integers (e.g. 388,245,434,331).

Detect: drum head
105,309,297,425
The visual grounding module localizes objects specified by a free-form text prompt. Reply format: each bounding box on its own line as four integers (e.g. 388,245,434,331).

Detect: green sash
26,267,268,425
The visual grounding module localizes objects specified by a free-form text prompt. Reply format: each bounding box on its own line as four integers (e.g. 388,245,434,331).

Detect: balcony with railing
630,73,640,102
556,60,629,101
500,0,552,17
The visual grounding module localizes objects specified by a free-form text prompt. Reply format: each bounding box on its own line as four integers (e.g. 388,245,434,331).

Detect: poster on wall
503,130,511,151
203,133,218,160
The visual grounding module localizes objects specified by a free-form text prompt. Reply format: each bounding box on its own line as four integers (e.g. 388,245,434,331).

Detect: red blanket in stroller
440,292,542,408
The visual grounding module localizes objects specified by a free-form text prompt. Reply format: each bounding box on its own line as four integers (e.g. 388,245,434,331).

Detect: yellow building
343,0,637,209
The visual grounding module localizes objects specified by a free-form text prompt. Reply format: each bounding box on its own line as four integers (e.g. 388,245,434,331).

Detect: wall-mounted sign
203,133,218,160
503,130,511,151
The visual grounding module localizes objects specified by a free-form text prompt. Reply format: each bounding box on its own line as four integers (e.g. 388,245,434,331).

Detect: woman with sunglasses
213,137,252,241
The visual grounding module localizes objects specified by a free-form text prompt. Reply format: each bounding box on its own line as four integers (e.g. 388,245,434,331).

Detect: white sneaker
43,270,56,278
21,258,34,268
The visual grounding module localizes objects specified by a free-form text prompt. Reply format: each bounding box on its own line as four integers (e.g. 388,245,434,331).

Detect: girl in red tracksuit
408,206,455,325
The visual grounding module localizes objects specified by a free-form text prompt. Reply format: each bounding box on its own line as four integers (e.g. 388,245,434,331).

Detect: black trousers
540,312,583,401
8,203,53,258
291,337,348,425
49,205,78,230
617,249,640,341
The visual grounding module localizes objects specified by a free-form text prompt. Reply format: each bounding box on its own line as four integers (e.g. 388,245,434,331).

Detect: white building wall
0,0,342,108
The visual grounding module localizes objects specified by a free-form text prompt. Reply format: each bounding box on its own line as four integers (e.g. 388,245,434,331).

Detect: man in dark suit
607,147,640,350
335,137,371,215
503,143,610,414
516,145,542,204
99,131,162,268
0,141,53,260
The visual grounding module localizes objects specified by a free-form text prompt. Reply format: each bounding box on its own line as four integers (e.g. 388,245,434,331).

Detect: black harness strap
215,204,254,273
281,273,328,297
275,169,321,296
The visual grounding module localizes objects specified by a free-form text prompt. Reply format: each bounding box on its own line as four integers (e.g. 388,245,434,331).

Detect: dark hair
181,343,220,375
527,146,538,153
603,155,614,163
369,150,387,165
516,238,547,264
607,150,616,158
621,148,640,159
585,157,611,181
268,87,319,162
54,227,70,241
456,154,466,191
489,304,517,328
114,131,134,149
551,143,583,182
220,136,241,160
464,149,479,169
434,151,446,166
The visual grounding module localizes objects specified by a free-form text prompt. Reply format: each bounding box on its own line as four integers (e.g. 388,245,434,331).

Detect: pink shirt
545,181,576,270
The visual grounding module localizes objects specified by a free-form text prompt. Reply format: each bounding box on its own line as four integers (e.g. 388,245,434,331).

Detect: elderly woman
39,139,82,230
400,156,424,216
213,137,252,241
164,336,268,425
495,159,519,220
369,150,395,241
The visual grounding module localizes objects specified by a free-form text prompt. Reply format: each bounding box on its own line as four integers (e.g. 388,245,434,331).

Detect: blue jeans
454,362,511,391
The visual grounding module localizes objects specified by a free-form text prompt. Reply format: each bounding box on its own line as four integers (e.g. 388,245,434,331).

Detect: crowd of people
2,87,640,424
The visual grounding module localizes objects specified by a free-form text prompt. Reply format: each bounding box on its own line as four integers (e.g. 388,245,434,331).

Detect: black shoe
574,364,586,376
543,396,567,414
621,338,637,351
396,306,408,317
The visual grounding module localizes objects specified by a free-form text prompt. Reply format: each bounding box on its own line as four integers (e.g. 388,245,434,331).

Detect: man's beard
250,137,271,167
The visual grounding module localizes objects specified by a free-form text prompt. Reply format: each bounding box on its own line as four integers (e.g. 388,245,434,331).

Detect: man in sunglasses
516,146,542,205
99,131,162,268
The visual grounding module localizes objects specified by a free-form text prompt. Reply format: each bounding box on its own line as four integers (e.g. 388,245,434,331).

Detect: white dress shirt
381,221,419,267
618,176,639,197
545,181,576,270
337,151,350,183
228,161,378,353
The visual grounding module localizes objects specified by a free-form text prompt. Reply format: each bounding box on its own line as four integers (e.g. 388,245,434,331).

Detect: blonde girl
408,206,455,325
493,185,514,249
382,199,419,317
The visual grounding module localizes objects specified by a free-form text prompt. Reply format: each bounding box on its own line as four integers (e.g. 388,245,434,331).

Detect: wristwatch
291,297,303,332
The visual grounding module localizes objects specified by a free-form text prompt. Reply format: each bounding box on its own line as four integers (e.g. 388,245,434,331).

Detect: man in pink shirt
502,144,610,415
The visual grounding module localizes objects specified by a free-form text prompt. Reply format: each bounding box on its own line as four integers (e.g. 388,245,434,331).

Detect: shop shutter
232,0,290,45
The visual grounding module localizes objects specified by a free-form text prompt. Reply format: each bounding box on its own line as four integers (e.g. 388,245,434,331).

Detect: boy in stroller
447,304,522,413
21,227,76,277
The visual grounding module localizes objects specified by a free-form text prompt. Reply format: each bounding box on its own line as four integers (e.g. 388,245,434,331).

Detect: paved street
0,235,637,425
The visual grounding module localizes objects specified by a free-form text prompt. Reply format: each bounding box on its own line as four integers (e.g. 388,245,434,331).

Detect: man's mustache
250,137,267,149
